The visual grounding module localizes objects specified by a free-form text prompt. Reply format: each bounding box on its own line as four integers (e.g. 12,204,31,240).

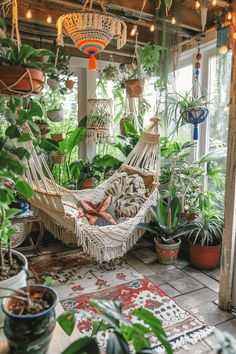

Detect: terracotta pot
47,109,63,122
189,241,221,270
2,285,58,354
51,133,65,142
65,79,75,89
0,66,44,96
80,177,97,189
125,79,144,98
180,212,196,221
52,151,66,164
154,238,181,265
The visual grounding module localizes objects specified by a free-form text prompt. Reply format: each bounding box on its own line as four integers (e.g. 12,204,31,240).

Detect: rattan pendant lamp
56,0,127,71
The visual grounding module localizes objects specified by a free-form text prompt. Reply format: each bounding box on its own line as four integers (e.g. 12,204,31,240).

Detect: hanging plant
86,99,113,144
100,64,119,81
138,44,165,76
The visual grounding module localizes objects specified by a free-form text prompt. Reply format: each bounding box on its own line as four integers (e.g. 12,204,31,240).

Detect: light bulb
233,32,236,40
212,0,217,6
26,7,32,19
130,25,137,37
227,11,232,21
171,14,176,25
150,23,155,32
47,14,52,24
218,45,228,54
195,0,201,9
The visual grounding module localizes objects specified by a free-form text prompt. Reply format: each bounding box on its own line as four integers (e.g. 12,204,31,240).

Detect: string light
212,0,217,6
47,14,52,24
171,14,176,25
233,32,236,40
195,0,201,10
150,23,155,32
227,11,232,21
130,25,137,37
26,7,32,19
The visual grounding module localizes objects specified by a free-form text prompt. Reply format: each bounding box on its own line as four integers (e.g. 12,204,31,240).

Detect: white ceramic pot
0,249,28,327
47,78,59,90
47,109,63,122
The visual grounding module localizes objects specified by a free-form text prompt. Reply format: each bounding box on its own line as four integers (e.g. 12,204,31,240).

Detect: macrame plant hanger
56,0,127,71
181,41,209,141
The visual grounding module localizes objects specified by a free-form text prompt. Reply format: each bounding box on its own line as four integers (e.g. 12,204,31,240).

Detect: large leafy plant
138,44,165,76
0,96,38,279
114,120,141,158
58,299,172,354
0,37,55,74
137,197,186,244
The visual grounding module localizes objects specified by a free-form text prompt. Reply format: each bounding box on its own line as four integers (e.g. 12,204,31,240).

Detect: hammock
15,118,160,262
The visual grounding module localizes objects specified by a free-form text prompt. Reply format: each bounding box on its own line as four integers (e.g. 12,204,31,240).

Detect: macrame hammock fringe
14,119,160,262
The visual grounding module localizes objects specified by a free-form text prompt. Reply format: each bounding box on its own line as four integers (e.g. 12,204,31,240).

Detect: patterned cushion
79,195,117,226
122,165,156,193
105,172,147,217
63,201,88,224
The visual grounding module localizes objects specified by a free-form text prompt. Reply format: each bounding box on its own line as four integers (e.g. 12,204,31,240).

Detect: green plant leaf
5,125,21,139
5,208,20,219
28,101,43,119
4,108,16,124
15,180,34,199
13,147,30,160
61,337,100,354
106,331,130,354
65,126,86,154
17,133,32,142
58,311,77,336
18,44,36,64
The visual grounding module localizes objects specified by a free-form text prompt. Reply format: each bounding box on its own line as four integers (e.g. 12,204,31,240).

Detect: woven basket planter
125,79,144,98
154,238,181,265
0,66,44,96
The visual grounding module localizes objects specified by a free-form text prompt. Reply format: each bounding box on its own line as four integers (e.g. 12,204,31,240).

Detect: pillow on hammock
63,201,88,224
79,195,117,226
105,172,147,217
122,164,156,191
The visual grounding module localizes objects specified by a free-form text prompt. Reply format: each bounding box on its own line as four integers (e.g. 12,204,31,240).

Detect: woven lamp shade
57,10,127,70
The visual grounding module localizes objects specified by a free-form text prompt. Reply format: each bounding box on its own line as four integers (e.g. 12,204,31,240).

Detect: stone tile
175,339,213,353
216,318,236,337
146,268,187,285
123,253,155,276
175,289,233,326
133,238,153,249
174,258,190,269
203,268,221,282
190,273,219,293
169,275,204,294
131,247,157,264
145,261,176,274
159,283,181,297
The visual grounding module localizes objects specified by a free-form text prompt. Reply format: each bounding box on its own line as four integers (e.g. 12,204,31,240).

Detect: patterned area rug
29,251,141,300
61,277,214,353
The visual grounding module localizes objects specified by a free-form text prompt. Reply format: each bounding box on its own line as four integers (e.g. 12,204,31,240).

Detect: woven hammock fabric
14,119,160,262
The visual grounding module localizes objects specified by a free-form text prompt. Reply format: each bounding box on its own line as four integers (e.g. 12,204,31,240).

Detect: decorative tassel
88,54,97,71
193,124,199,140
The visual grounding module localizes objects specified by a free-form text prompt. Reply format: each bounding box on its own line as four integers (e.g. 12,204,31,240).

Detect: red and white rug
29,251,141,300
61,277,214,353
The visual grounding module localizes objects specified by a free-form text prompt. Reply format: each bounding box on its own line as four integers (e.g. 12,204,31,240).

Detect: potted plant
58,299,172,354
119,63,144,99
0,21,55,96
44,88,64,122
100,64,119,81
138,197,186,265
35,119,51,136
51,132,65,142
180,209,223,269
47,108,63,122
69,159,100,189
2,285,58,353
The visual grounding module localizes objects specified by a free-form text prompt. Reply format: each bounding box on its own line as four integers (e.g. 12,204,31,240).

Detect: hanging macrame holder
86,98,113,144
0,0,45,96
181,44,209,141
56,0,127,71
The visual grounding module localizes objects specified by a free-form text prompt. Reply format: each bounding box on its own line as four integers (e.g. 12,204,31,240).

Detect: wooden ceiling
4,0,232,63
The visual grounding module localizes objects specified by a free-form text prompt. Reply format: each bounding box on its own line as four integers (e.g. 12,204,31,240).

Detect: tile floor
21,234,236,353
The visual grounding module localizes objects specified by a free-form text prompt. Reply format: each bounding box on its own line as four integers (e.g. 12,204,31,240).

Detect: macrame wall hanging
181,44,209,141
56,0,127,71
86,98,113,144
